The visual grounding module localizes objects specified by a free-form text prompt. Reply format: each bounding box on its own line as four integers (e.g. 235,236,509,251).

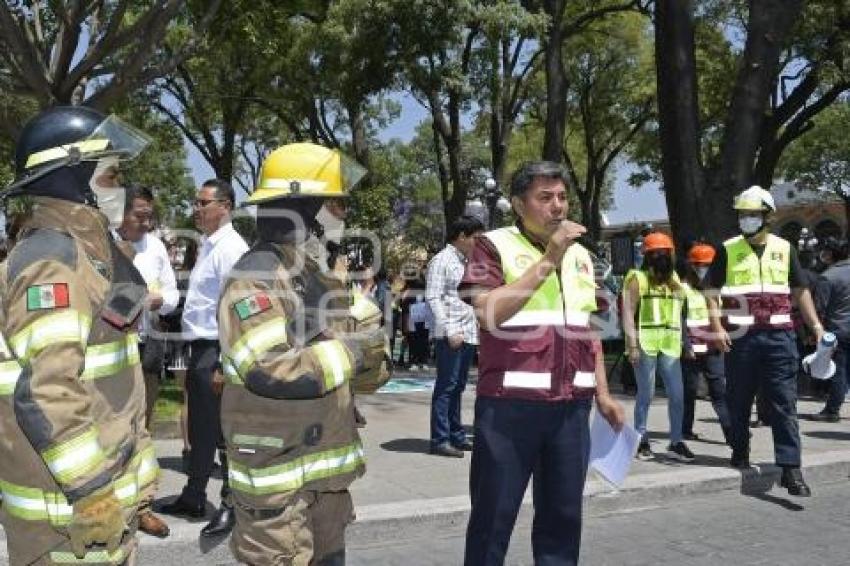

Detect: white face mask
739,216,763,236
695,266,710,280
90,158,125,229
315,203,345,244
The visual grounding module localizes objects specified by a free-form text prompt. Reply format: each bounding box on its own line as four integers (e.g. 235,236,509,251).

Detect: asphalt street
125,477,850,565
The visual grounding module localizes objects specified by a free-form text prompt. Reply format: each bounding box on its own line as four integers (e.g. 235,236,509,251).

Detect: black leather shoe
429,443,464,458
808,411,840,423
201,504,235,537
780,467,812,497
157,496,205,519
452,439,474,451
730,450,750,470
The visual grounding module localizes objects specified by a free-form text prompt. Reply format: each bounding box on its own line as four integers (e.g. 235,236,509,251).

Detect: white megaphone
802,332,837,380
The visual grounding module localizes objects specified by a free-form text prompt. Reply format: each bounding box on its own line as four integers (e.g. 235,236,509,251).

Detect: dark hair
509,161,568,198
124,185,154,213
447,215,485,242
821,237,848,261
202,178,235,208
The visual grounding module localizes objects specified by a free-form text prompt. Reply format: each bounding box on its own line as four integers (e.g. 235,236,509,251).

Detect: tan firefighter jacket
0,197,157,565
219,240,384,509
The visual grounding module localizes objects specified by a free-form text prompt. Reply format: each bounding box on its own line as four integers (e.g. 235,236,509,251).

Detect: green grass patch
153,379,183,423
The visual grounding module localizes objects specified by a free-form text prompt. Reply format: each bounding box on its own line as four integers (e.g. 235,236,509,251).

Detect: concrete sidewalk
147,373,850,538
2,372,850,559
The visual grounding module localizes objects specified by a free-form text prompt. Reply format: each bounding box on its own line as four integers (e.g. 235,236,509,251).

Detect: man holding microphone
461,161,624,565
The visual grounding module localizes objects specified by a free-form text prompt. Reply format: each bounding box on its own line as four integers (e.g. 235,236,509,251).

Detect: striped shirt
426,244,478,345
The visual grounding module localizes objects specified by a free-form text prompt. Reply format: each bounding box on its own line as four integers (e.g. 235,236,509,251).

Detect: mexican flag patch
234,293,272,320
27,283,70,311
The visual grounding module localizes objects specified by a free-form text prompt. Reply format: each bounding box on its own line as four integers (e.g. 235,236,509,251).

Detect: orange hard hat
642,232,674,252
688,243,716,265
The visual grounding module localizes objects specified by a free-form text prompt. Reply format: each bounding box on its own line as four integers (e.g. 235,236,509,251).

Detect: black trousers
464,397,591,566
182,339,229,506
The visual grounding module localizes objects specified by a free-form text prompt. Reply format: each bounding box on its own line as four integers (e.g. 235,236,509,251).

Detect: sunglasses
193,198,226,208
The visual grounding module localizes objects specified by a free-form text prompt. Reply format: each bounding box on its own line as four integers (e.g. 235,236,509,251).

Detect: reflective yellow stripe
41,428,106,486
0,359,22,395
49,548,127,564
311,340,352,390
25,138,110,169
80,333,141,380
229,317,288,375
10,310,91,361
0,479,72,523
229,442,364,495
0,445,157,525
222,357,243,385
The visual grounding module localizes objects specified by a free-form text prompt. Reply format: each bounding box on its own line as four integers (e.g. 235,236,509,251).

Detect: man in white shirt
117,185,179,538
159,179,249,537
426,215,484,457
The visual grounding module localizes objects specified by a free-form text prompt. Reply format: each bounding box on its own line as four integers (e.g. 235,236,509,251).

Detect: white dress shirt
426,243,478,344
132,232,179,339
181,222,249,340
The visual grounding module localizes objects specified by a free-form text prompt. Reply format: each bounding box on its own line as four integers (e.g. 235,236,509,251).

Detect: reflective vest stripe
0,445,158,525
728,315,754,325
500,310,591,328
503,371,551,389
770,314,792,325
80,334,141,380
229,317,289,375
692,344,708,354
0,359,22,395
10,310,91,361
721,284,790,296
311,340,352,390
49,548,127,564
229,443,365,496
41,428,106,486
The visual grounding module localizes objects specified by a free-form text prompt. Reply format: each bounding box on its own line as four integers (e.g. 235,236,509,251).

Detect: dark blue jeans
682,351,731,439
430,339,475,446
464,397,591,566
726,330,801,466
824,342,850,414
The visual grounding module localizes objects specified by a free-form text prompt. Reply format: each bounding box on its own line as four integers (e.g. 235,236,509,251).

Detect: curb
346,449,850,545
2,450,848,554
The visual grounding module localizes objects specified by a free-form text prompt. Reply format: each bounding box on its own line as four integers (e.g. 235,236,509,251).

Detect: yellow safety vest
683,282,710,354
627,269,683,358
721,234,792,329
485,226,597,328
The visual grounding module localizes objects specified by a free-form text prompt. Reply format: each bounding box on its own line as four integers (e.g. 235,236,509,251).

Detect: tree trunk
444,91,466,228
542,0,566,162
844,195,850,239
715,0,803,200
654,0,712,244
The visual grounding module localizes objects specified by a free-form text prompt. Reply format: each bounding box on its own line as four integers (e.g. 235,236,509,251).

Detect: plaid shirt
426,244,479,345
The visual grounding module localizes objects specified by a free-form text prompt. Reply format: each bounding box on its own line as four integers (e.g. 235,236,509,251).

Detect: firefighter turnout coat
0,197,157,565
218,241,376,512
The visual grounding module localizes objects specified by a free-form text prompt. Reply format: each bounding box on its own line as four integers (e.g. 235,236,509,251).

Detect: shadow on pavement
198,532,230,555
804,430,850,441
158,456,222,479
380,438,432,454
738,468,805,511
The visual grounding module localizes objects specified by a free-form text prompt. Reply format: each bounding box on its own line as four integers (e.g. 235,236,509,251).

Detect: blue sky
184,91,667,226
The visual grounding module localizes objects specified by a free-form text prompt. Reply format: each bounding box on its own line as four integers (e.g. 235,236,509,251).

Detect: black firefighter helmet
7,105,150,196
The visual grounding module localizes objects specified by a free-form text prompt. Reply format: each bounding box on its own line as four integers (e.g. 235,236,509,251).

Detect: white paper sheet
589,411,641,488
